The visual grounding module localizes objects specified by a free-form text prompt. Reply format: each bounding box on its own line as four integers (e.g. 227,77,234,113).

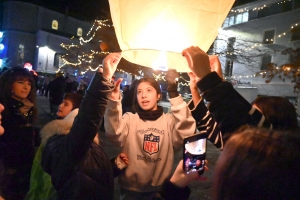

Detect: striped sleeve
189,99,223,150
189,101,272,151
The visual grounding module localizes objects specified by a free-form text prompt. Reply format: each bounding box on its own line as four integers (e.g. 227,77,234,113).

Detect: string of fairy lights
58,19,113,75
215,21,299,57
152,73,190,86
58,19,192,85
230,0,291,13
223,20,299,80
58,1,299,85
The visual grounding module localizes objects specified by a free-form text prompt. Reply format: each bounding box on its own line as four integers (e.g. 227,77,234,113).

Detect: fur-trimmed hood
40,109,78,146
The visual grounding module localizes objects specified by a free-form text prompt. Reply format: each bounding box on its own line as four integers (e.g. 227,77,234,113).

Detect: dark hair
133,77,161,112
252,96,299,131
63,93,83,110
213,128,300,200
0,67,37,118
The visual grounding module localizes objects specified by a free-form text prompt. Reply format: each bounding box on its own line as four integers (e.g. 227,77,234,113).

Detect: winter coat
25,110,80,200
41,72,115,200
0,97,35,200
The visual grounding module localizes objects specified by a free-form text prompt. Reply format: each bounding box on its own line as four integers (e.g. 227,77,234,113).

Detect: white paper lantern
109,0,235,72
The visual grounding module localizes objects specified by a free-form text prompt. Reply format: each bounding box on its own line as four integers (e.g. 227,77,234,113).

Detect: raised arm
41,53,122,178
182,47,271,140
188,71,223,149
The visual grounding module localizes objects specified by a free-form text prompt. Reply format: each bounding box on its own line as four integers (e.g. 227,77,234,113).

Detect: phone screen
183,133,207,175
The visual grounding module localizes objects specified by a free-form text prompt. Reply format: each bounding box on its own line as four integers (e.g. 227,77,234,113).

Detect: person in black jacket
0,67,37,200
41,53,126,200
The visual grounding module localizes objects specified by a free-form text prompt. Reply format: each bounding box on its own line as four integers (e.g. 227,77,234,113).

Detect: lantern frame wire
121,49,180,54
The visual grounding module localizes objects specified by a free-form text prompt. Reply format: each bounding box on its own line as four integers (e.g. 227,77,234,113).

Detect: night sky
13,0,255,21
15,0,110,20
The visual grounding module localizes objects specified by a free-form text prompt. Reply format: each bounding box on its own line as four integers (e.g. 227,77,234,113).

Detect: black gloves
165,69,179,98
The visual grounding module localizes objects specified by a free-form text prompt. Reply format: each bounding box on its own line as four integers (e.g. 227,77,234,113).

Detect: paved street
35,94,221,199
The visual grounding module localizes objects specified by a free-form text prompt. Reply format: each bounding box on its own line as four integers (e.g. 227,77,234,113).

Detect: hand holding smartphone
183,133,207,175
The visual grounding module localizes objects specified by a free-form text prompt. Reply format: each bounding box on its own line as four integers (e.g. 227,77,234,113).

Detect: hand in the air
209,55,223,79
102,53,122,80
165,69,179,98
182,46,211,79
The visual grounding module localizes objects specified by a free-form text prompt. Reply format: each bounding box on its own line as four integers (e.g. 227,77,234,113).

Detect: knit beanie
63,93,83,110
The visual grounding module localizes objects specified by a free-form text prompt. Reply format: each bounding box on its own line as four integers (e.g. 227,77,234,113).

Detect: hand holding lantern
165,69,179,98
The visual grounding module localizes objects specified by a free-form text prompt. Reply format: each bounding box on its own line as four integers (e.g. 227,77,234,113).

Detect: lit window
263,30,275,44
77,28,83,36
228,16,235,26
235,13,243,24
17,44,25,65
241,12,249,23
223,18,229,28
52,20,58,30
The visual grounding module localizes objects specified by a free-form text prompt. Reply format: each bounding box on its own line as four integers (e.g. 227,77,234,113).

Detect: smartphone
183,133,207,175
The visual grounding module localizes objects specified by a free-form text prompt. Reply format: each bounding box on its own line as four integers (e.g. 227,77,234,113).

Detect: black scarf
137,106,164,121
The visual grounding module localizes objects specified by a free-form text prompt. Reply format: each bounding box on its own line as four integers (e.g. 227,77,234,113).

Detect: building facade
0,1,92,74
215,0,300,100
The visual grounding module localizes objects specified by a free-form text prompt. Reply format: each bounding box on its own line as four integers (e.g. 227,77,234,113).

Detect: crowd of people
0,46,299,200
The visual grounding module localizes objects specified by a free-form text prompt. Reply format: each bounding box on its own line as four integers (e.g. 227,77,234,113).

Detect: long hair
133,77,161,112
0,67,37,118
252,96,299,131
212,127,300,200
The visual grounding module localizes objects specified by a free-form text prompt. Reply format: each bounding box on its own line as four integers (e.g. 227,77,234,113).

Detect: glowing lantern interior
109,0,235,72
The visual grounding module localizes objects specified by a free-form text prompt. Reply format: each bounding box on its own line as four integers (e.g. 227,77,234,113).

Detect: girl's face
11,79,32,100
57,99,73,118
137,82,160,111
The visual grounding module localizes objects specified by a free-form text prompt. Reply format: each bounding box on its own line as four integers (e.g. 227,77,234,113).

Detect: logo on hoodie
143,133,159,155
